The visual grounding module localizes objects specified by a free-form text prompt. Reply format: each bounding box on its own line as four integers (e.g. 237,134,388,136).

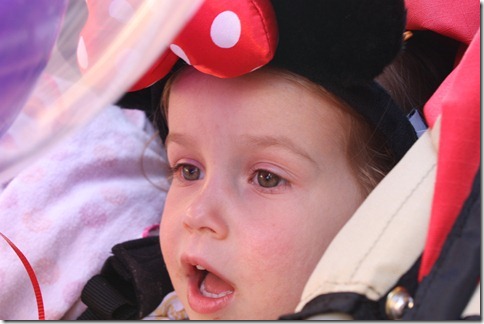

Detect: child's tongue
200,272,234,298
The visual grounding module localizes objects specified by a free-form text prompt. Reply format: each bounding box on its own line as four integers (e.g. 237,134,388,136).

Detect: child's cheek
159,193,183,258
241,222,300,272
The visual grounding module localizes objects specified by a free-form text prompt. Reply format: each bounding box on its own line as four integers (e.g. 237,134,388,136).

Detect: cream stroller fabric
297,119,439,319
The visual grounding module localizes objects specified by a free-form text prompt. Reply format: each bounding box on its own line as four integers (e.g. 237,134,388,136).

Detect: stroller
0,0,479,320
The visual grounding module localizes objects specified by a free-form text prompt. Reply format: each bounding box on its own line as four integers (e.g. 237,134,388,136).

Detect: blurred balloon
0,0,67,137
0,0,202,183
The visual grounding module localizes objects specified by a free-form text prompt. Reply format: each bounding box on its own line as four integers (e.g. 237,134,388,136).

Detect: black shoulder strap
77,236,172,320
402,168,481,320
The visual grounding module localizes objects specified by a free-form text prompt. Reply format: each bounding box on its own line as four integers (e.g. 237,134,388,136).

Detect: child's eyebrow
241,134,318,167
165,133,191,148
165,133,318,167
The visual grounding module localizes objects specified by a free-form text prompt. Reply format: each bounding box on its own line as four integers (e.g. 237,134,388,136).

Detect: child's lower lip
187,272,234,314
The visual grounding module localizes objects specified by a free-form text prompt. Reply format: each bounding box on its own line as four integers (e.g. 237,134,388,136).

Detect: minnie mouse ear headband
107,0,418,161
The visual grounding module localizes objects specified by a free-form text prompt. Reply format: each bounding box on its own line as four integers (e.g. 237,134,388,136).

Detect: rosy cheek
242,224,299,272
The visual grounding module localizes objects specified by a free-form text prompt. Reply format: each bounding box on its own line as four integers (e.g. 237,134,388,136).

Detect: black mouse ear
270,0,417,162
270,0,406,86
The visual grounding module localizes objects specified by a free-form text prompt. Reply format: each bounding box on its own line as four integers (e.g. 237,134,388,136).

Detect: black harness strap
77,236,172,320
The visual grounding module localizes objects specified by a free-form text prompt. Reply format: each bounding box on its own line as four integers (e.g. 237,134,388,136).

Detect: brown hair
376,30,459,115
156,66,395,196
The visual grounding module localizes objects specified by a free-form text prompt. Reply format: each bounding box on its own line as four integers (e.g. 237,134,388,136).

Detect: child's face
160,67,365,320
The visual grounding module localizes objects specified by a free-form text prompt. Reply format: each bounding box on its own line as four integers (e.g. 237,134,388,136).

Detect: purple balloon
0,0,67,136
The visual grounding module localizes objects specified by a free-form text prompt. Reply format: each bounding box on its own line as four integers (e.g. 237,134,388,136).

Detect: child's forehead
169,66,348,125
175,66,275,85
172,66,317,99
168,69,349,147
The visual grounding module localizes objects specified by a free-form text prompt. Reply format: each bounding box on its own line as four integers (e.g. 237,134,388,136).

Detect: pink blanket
0,105,169,319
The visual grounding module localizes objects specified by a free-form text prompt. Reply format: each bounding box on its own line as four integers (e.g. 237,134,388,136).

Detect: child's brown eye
257,170,281,188
181,164,200,181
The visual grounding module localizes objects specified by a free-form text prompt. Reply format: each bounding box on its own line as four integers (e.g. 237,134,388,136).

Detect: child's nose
182,181,229,240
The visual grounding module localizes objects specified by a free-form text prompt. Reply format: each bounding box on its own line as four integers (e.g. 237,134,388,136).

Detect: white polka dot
77,37,88,70
210,11,241,48
109,0,134,22
170,44,191,65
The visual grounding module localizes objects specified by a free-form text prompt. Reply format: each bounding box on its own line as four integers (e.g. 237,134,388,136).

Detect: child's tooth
196,264,205,270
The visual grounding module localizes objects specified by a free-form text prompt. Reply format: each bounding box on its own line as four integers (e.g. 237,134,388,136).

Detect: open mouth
195,264,234,299
184,257,236,314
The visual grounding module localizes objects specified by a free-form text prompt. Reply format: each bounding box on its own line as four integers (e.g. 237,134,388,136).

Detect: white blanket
0,105,169,320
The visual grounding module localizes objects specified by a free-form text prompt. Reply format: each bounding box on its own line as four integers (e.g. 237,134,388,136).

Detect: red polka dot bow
78,0,278,91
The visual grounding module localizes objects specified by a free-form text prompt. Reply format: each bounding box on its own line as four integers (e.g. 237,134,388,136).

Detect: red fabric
405,0,480,126
130,50,179,91
406,0,479,46
78,0,135,82
419,32,480,281
405,0,481,281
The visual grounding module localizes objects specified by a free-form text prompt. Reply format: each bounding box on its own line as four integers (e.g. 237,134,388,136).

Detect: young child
78,0,420,320
153,1,417,319
158,66,393,320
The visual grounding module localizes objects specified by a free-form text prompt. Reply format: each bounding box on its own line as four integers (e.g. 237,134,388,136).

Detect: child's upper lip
181,254,208,275
180,253,235,289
